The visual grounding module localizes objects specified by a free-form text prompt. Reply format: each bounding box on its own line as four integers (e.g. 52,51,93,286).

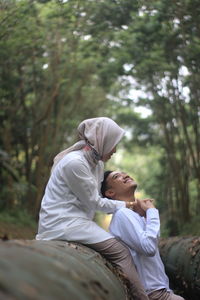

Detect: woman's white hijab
52,117,125,170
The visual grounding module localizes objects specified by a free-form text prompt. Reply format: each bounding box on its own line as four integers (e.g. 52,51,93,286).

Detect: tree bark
0,239,129,300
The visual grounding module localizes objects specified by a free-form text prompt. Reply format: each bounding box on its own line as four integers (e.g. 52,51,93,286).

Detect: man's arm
109,202,160,257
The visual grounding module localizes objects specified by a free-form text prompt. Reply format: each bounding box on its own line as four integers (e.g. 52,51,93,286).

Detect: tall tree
107,0,200,230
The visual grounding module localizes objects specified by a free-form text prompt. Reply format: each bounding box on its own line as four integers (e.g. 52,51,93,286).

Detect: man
101,170,185,300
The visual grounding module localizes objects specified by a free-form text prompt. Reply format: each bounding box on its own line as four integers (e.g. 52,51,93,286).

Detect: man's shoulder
115,207,140,220
110,207,142,233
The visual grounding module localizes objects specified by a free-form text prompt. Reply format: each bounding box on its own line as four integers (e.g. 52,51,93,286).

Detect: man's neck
115,190,136,202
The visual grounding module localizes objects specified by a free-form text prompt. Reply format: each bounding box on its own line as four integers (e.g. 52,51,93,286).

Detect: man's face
105,171,137,198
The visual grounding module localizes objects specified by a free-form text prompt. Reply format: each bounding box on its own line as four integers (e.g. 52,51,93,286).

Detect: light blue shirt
109,207,170,294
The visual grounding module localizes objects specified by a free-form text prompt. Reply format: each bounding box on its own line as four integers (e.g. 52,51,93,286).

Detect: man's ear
105,189,115,199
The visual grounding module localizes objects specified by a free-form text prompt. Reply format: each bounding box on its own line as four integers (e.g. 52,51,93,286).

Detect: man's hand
126,201,136,210
132,198,155,217
139,198,155,211
125,200,145,216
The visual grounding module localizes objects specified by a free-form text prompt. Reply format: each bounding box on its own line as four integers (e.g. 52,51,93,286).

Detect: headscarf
52,117,125,170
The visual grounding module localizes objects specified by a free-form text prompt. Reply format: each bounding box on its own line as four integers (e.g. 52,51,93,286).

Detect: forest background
0,0,199,239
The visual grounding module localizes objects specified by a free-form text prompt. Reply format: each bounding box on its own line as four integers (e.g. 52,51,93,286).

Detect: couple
36,117,184,300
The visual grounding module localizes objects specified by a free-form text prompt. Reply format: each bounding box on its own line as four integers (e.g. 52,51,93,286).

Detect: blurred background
0,0,199,239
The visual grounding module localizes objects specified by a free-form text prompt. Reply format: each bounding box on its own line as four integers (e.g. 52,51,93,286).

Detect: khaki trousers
87,238,148,300
148,289,185,300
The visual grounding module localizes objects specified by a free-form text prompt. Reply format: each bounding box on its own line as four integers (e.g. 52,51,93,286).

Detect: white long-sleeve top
36,150,125,243
109,207,170,294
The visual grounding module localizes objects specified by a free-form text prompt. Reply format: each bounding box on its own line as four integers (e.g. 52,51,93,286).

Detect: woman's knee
110,239,132,261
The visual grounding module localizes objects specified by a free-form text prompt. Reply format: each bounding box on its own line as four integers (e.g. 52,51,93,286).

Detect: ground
0,221,37,240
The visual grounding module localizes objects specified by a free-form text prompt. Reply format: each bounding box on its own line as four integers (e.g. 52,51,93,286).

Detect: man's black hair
101,170,113,198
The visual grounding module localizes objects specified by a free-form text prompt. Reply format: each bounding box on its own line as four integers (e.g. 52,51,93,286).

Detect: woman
36,117,148,300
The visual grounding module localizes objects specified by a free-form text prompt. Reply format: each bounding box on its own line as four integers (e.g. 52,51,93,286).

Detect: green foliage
0,0,199,235
0,209,37,228
0,0,125,215
180,215,200,236
105,0,200,232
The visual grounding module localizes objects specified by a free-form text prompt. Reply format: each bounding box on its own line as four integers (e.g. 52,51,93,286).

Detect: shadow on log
159,236,200,300
0,240,129,300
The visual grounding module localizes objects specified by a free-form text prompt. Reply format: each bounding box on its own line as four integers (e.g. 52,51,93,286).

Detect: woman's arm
61,159,125,213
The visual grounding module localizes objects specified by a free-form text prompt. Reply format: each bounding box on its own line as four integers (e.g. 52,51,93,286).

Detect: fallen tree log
1,237,199,300
0,239,128,300
159,236,200,300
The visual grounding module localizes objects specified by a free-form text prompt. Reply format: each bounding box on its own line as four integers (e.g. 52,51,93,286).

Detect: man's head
101,170,137,200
